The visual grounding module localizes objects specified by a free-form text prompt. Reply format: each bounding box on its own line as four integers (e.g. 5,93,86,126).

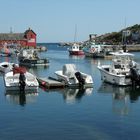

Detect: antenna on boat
122,17,127,52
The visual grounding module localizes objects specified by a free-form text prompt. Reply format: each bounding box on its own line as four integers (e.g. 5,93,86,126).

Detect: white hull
4,71,39,91
98,66,131,86
5,86,38,91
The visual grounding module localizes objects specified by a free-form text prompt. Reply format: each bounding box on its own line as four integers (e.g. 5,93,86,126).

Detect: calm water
0,43,140,140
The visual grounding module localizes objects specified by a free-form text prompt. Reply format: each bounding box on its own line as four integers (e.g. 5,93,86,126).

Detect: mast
122,18,127,52
74,24,77,43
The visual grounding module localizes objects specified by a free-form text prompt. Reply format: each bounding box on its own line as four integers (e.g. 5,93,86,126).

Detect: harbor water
0,43,140,140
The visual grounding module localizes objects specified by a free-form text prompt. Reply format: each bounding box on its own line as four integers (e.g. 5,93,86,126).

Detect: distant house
131,31,140,41
0,28,36,48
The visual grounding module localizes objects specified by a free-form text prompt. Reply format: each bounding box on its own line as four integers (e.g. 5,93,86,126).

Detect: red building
0,28,37,48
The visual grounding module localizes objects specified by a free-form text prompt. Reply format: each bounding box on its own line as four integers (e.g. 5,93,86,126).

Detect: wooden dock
37,77,65,89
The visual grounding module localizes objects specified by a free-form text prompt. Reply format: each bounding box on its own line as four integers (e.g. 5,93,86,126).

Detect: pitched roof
0,33,25,40
24,28,36,35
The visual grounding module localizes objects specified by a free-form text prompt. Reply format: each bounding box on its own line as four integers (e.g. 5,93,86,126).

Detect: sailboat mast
74,24,77,43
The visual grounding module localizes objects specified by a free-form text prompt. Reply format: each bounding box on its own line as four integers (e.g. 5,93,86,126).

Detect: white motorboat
4,67,39,91
0,62,18,73
97,51,140,86
55,64,93,88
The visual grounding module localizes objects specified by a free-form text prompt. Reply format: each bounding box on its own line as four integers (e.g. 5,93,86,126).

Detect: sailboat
68,25,84,55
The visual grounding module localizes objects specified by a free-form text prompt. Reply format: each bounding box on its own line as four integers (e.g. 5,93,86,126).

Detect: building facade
0,28,36,48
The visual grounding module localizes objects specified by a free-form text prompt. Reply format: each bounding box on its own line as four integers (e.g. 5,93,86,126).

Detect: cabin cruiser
68,43,84,55
18,49,49,67
55,64,93,88
4,66,39,91
97,51,140,86
0,62,18,73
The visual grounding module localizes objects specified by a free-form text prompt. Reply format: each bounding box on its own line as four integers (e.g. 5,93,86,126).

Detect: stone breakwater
109,44,140,52
125,45,140,52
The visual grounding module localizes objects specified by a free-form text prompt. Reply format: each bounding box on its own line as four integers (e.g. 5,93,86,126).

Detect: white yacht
97,51,140,86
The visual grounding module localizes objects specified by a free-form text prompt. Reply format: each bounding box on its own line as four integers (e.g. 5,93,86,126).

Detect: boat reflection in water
69,55,85,60
5,90,38,106
98,83,140,115
60,87,93,104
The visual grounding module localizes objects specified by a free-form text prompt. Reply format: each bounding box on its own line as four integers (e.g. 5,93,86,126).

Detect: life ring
90,47,95,52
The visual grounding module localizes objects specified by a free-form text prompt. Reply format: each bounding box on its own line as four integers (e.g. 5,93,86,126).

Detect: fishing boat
18,49,49,67
4,66,39,91
55,64,93,88
83,42,112,58
68,24,84,55
68,43,84,55
0,62,18,73
97,51,140,86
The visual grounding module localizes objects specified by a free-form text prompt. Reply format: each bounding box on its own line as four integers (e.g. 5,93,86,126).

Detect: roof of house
24,28,36,35
0,28,36,41
0,33,25,40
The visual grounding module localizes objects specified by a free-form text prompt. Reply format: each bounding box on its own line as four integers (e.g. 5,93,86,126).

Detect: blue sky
0,0,139,43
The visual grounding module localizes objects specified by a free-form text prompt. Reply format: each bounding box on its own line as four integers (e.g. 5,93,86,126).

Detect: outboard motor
19,73,26,91
75,72,85,87
130,67,140,87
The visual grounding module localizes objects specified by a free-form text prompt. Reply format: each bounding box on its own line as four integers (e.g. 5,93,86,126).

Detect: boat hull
5,86,38,91
19,58,49,67
69,50,84,55
98,66,131,86
84,50,105,58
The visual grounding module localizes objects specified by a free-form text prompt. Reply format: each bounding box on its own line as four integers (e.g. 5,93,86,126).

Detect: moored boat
83,42,112,58
68,43,84,55
55,64,93,88
4,66,39,91
97,51,140,86
18,49,49,67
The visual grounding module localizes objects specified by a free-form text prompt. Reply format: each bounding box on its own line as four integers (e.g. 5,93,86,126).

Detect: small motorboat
55,64,93,88
4,66,39,91
97,51,140,86
0,62,18,73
